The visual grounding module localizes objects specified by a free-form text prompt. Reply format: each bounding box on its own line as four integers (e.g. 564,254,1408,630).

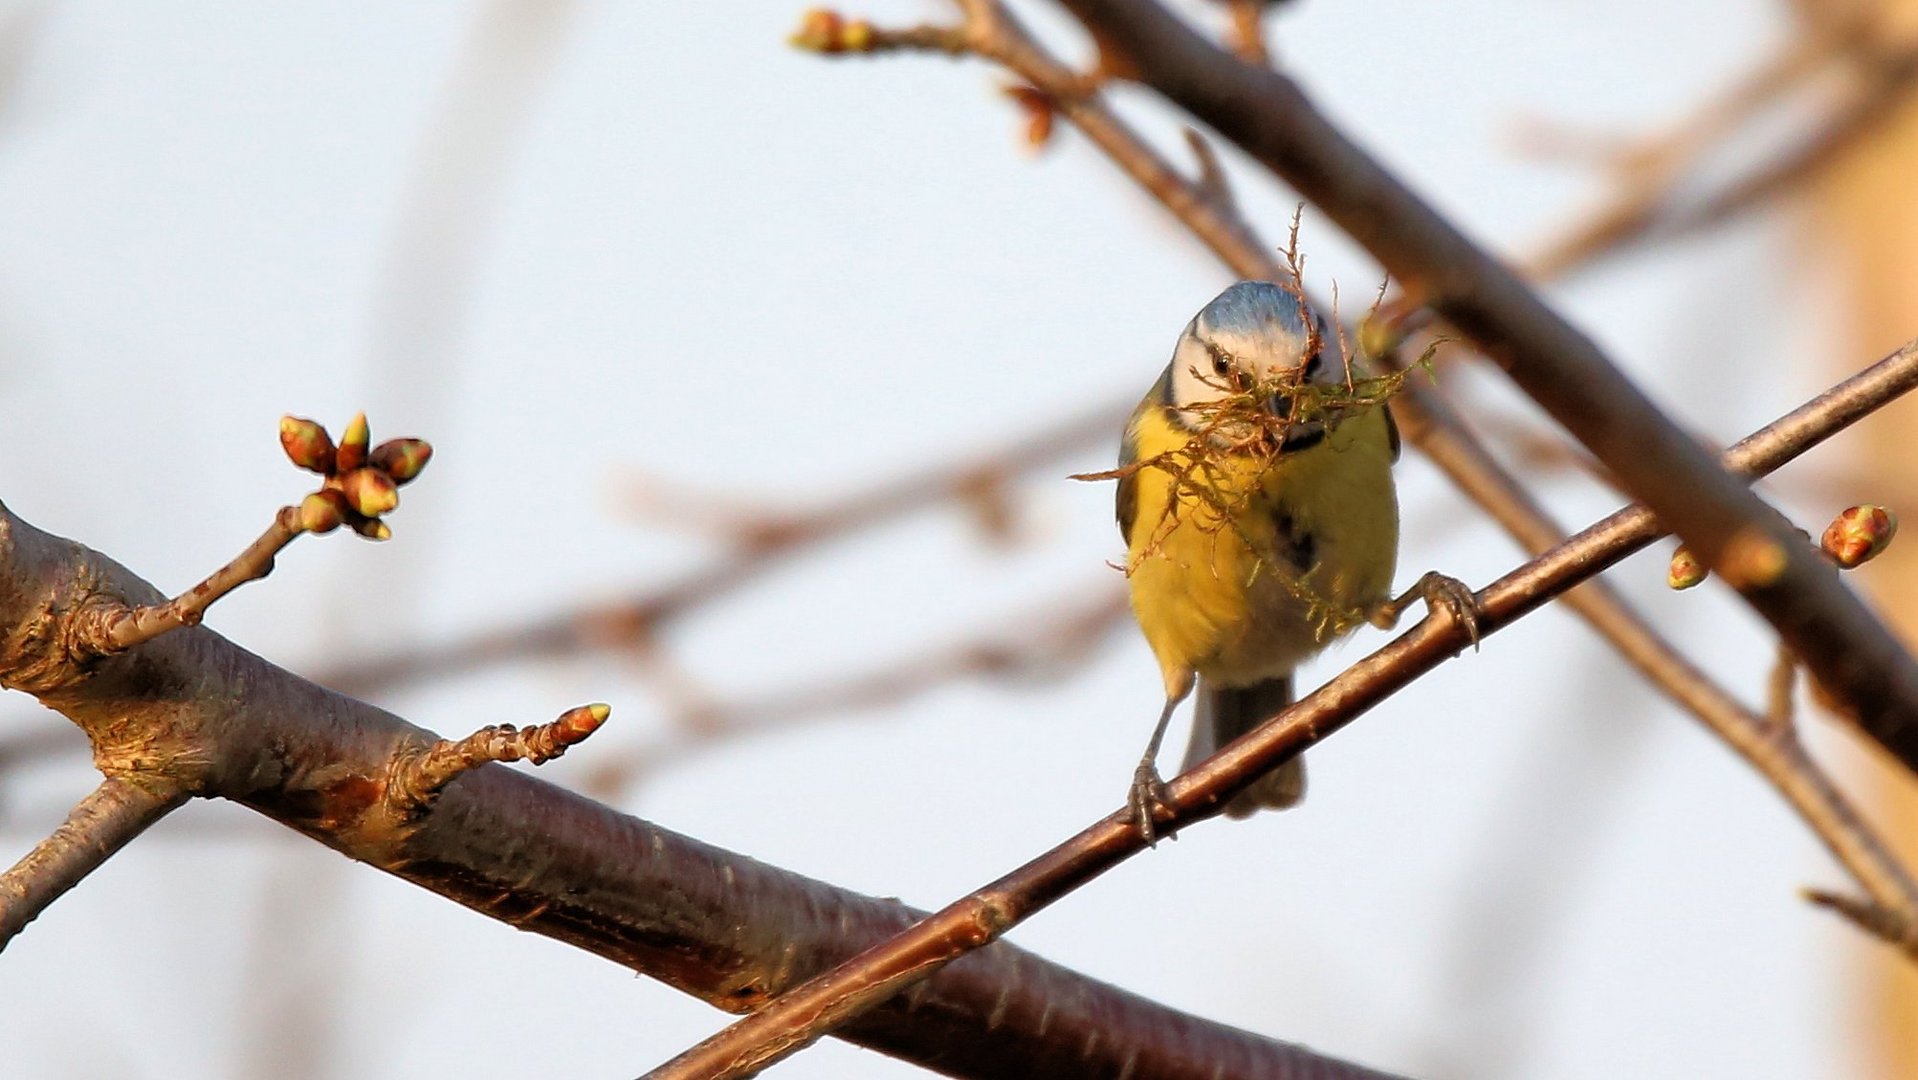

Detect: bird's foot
1128,760,1176,846
1369,570,1481,651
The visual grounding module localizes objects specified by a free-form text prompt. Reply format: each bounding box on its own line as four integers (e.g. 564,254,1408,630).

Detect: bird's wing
1117,366,1175,549
1117,422,1140,548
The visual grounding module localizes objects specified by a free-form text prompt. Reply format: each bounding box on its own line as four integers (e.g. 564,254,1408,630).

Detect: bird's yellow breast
1121,399,1399,698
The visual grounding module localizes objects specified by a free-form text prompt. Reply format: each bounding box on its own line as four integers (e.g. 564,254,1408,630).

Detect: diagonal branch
0,775,186,949
640,338,1918,1078
1054,0,1918,775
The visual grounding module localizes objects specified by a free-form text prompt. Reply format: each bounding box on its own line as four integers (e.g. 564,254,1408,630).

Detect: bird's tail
1182,675,1305,818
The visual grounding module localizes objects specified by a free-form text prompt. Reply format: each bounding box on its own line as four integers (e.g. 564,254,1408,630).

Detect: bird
1114,279,1418,841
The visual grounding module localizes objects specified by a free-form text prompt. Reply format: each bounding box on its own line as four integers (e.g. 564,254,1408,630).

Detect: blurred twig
0,722,80,774
584,586,1127,795
0,2,47,138
314,402,1122,697
1521,10,1885,279
1528,16,1918,283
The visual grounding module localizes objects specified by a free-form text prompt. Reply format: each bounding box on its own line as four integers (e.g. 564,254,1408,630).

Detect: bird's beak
1265,391,1326,451
1279,420,1326,452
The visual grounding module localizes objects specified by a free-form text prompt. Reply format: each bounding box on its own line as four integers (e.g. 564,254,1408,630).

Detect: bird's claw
1370,570,1481,651
1128,761,1175,846
1422,572,1481,651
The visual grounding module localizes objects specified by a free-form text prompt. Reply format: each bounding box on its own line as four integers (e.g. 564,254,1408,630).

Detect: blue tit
1116,280,1401,839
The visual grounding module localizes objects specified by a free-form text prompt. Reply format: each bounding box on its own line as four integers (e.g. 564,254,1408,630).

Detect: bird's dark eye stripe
1303,349,1325,377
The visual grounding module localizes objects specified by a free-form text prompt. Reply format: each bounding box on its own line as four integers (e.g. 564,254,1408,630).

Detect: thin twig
387,703,610,815
1768,645,1800,729
640,338,1918,1080
1805,887,1916,946
0,775,186,950
74,506,304,655
1220,0,1271,67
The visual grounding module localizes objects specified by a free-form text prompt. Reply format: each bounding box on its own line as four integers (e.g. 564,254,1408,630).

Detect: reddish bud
791,9,842,51
279,416,336,475
559,703,612,741
299,490,350,534
1667,544,1706,590
336,411,371,472
351,516,393,542
1823,504,1898,569
339,467,399,517
369,438,434,484
790,9,870,52
1003,85,1056,150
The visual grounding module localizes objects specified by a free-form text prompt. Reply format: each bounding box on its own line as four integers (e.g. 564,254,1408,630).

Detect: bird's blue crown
1191,281,1315,342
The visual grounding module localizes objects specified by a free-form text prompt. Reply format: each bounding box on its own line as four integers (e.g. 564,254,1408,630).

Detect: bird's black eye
1204,342,1233,378
1303,350,1324,378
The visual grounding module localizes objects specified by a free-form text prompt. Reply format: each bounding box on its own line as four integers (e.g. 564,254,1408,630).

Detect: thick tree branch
0,775,186,949
0,500,1405,1080
1054,0,1918,774
642,339,1918,1078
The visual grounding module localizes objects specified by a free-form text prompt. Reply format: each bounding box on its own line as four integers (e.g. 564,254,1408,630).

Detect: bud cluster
278,412,433,541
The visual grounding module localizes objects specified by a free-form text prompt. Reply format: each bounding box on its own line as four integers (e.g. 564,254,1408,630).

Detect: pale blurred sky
0,3,1884,1078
